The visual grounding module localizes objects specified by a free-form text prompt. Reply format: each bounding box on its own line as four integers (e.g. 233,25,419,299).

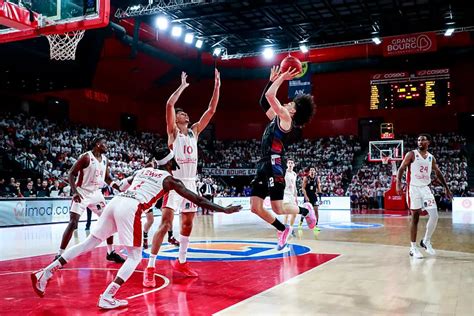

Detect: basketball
280,55,303,74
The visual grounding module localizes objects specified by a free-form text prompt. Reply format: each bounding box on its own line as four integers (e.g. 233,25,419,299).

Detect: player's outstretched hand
223,205,242,214
280,67,299,81
270,65,280,82
214,68,221,88
180,71,190,89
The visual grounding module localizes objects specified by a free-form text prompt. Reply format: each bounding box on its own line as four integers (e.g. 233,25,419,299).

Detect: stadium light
372,37,381,45
155,16,169,30
262,47,274,59
444,28,455,36
184,33,194,44
171,26,182,37
213,47,222,57
195,39,203,49
299,44,309,53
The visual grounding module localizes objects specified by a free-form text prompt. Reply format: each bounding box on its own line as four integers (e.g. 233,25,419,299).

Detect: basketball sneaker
277,224,292,250
171,259,198,277
420,239,436,256
106,251,126,263
303,202,317,229
168,236,180,247
143,267,156,287
409,247,423,259
97,295,128,309
31,269,50,297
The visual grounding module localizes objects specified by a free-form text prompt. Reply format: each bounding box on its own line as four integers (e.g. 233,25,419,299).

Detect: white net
46,30,85,61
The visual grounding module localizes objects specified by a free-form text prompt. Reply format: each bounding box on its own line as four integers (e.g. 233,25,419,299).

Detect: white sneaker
98,295,129,309
420,239,436,256
409,247,423,259
30,269,50,297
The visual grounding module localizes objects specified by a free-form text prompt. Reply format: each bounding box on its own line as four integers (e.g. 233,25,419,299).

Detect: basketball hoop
381,156,390,165
46,30,85,61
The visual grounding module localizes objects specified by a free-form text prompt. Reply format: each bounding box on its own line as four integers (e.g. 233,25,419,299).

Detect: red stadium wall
25,35,474,139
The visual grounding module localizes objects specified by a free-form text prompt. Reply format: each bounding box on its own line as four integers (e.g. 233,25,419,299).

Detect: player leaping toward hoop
143,69,221,286
396,134,452,259
250,65,316,250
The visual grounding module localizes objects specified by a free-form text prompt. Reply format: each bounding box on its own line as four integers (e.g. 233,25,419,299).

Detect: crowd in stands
0,113,470,213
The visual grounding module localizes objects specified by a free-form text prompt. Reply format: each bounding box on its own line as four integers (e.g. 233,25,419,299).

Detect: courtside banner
214,196,350,211
383,32,437,56
0,198,104,227
202,168,256,176
452,197,474,224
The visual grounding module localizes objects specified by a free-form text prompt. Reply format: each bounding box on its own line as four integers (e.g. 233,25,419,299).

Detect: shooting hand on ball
280,67,299,81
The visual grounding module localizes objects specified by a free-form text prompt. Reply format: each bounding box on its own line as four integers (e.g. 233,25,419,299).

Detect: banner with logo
452,197,474,224
288,62,312,99
383,32,437,56
202,168,257,176
0,198,106,227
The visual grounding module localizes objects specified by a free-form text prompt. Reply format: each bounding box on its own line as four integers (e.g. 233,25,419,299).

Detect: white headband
157,151,175,166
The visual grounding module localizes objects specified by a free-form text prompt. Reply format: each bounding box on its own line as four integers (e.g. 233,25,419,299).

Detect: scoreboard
370,69,450,110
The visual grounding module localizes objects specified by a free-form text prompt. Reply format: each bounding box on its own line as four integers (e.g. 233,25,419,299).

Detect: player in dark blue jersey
250,65,316,250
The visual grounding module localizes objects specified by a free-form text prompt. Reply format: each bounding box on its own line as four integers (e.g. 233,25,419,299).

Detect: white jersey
119,168,171,209
408,150,433,187
171,129,198,180
284,170,297,198
76,151,107,193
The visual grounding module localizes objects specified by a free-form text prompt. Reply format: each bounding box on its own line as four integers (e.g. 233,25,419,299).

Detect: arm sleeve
259,81,273,112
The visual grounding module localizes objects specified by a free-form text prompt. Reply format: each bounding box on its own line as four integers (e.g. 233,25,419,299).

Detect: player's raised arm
259,65,280,120
265,68,299,131
192,68,220,136
166,72,189,141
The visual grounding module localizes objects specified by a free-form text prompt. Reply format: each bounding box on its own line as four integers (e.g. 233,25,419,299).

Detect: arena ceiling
0,0,473,94
114,0,474,56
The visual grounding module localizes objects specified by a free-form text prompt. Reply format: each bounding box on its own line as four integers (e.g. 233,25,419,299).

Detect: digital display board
370,80,450,110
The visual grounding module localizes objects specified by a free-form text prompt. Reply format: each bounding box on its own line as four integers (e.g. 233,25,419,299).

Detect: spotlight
299,44,309,53
171,26,182,37
262,47,274,59
184,33,194,44
155,16,169,30
444,28,455,36
213,47,222,56
195,39,203,49
372,37,381,45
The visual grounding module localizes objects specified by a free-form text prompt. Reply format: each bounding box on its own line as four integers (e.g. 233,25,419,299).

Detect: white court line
214,254,344,315
0,267,170,299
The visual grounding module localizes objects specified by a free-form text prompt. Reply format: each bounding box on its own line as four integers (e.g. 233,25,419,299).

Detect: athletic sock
410,242,416,248
178,235,189,263
271,219,286,231
106,244,114,255
298,206,309,217
148,254,157,268
168,231,173,239
103,282,120,299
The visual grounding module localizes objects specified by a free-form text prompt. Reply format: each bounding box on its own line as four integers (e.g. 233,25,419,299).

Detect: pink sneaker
277,225,292,250
303,202,316,229
142,267,156,287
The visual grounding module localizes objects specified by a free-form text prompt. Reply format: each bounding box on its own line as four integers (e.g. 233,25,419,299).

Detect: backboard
0,0,109,43
368,140,404,163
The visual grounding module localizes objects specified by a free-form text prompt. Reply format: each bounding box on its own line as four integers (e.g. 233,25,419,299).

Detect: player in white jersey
55,137,125,263
31,148,240,309
283,159,299,232
144,69,221,283
397,134,452,259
